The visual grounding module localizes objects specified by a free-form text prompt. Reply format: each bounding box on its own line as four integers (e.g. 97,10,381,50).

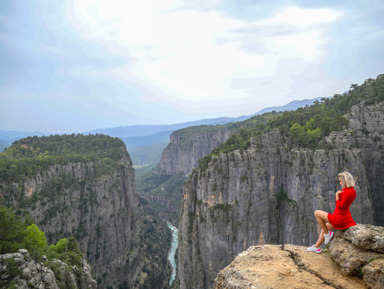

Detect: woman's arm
336,191,354,210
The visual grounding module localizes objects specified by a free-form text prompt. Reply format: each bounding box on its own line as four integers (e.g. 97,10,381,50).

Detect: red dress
328,187,357,230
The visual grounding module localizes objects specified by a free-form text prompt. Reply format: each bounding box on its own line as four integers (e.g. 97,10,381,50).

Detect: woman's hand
336,190,342,201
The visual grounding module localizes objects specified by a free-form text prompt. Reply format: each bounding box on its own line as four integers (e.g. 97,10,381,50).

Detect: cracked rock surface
214,244,365,289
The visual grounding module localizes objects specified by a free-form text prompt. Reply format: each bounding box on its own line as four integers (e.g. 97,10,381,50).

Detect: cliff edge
214,224,384,289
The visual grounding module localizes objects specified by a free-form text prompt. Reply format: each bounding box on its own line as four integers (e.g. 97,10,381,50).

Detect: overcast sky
1,0,383,133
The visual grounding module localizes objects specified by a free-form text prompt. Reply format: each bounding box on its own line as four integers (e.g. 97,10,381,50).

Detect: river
167,222,178,286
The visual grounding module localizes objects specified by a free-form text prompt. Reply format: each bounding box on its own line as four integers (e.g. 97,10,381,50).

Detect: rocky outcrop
0,249,96,289
159,128,232,175
214,224,384,289
213,244,366,289
329,224,384,288
178,102,384,289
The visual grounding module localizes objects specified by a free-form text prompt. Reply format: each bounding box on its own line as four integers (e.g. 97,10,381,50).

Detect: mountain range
0,97,324,162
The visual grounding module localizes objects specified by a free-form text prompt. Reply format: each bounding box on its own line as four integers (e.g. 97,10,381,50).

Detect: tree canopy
198,74,384,169
0,134,127,182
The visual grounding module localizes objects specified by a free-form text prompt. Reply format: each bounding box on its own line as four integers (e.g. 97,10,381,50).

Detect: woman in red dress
307,171,357,253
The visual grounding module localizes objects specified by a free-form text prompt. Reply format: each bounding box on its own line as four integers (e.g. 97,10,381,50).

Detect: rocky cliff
214,224,384,289
0,249,96,289
159,128,232,175
0,135,172,289
178,101,384,289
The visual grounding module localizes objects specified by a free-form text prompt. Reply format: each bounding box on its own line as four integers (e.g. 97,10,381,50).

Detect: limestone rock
362,259,384,289
329,237,382,275
214,244,365,289
0,249,97,289
329,224,384,288
159,128,232,174
339,224,384,253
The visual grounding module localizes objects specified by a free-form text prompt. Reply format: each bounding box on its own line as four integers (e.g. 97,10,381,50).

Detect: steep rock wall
178,102,384,289
159,129,232,175
1,150,171,288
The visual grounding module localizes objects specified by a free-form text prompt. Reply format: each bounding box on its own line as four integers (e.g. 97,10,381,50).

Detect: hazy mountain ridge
1,97,324,162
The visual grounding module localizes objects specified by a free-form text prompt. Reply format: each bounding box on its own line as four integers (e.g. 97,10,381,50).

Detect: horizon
1,0,384,133
0,96,321,135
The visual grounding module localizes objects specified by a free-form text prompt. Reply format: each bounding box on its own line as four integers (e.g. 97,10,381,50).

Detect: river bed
167,222,178,286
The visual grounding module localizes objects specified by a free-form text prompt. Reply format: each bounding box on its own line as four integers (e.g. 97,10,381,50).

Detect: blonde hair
338,171,356,188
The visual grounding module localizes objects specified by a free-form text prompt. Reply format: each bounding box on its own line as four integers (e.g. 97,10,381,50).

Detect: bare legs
313,210,335,248
314,223,335,248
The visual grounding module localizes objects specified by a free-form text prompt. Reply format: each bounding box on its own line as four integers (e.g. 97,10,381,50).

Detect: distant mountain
85,116,250,138
0,130,45,152
121,130,173,149
254,97,324,115
0,96,324,157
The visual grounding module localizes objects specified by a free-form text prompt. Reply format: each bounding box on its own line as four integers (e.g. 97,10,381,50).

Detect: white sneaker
324,231,334,244
307,245,322,254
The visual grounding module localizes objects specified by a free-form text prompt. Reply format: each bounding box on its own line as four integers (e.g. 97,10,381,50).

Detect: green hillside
198,74,384,169
0,134,126,183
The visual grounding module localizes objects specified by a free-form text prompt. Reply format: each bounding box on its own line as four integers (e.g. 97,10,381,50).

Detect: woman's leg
314,210,330,234
314,223,335,248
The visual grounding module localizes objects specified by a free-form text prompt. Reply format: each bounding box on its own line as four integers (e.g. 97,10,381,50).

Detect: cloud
64,1,343,107
5,0,382,133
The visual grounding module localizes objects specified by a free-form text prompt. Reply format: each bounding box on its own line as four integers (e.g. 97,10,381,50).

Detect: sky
1,0,384,134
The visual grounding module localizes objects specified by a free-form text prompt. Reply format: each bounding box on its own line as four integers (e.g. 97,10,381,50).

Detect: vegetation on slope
171,111,282,147
137,167,186,225
0,134,127,183
197,74,384,170
0,205,84,287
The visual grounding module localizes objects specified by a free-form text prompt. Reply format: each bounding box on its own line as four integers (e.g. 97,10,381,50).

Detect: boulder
328,224,384,288
328,237,382,275
214,244,365,289
362,259,384,289
338,224,384,253
0,249,97,289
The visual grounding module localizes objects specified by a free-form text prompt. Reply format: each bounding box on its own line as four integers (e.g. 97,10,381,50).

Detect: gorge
1,75,384,289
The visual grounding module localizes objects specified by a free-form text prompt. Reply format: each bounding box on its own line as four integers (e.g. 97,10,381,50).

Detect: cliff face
1,146,171,288
159,129,232,175
178,102,384,289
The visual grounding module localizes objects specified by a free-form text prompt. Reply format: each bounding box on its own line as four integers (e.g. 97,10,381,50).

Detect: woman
307,171,357,253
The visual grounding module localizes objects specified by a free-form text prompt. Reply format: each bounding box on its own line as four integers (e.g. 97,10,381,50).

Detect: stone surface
329,237,382,275
159,128,233,174
0,250,96,289
328,224,384,288
339,224,384,253
178,101,384,289
214,245,365,289
362,259,384,289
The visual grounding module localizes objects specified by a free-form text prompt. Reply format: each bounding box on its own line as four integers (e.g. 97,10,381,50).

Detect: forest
0,134,127,182
199,74,384,167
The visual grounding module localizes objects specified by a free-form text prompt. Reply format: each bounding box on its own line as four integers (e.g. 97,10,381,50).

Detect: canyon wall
1,143,171,288
159,128,233,175
178,102,384,289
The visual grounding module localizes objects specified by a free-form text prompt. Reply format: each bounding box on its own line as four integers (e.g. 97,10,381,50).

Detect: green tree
290,122,306,146
0,205,26,254
25,224,47,249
